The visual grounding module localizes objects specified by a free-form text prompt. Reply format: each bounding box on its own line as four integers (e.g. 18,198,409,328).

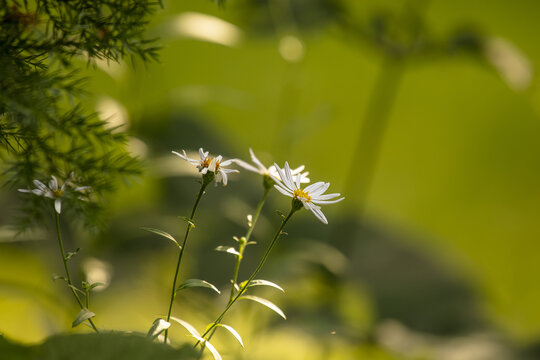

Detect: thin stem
54,211,99,333
228,187,271,301
195,205,297,348
163,181,208,343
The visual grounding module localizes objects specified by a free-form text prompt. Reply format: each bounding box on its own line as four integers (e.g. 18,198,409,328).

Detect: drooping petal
304,202,328,224
220,169,228,185
55,199,62,214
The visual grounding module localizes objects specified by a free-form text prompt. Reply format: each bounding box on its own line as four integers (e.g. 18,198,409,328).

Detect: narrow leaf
146,318,171,339
215,246,240,256
141,227,180,248
240,279,284,292
178,216,195,228
72,308,95,328
194,336,221,360
239,295,286,319
169,317,201,338
177,279,220,294
216,324,244,348
68,284,85,295
87,282,105,291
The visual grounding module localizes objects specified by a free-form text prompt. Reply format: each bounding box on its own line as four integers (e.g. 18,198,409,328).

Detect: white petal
74,186,91,192
309,182,330,197
274,184,293,197
32,189,45,196
273,163,290,189
314,193,341,200
49,176,59,191
220,159,234,166
282,162,296,189
289,165,305,175
220,170,228,186
199,148,206,160
304,181,326,194
249,148,267,172
33,180,48,191
305,202,327,224
295,173,302,189
311,197,345,205
172,150,188,160
18,189,31,193
55,199,62,214
233,159,260,173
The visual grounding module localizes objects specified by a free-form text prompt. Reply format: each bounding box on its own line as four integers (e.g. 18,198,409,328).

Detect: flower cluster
174,147,343,224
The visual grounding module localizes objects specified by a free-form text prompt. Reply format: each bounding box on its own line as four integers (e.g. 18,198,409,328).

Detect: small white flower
18,173,90,214
271,162,344,224
234,148,310,183
172,148,238,185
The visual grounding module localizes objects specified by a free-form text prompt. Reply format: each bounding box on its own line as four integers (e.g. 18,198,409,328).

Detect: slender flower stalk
163,177,210,343
196,200,302,347
54,211,99,333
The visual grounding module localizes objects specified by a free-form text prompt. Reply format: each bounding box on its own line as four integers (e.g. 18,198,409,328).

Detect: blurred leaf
215,324,244,348
240,279,284,292
87,282,105,291
239,295,286,319
68,284,85,295
1,332,198,359
194,337,221,360
215,246,240,256
176,279,220,294
52,274,67,282
146,318,171,340
169,316,201,338
141,227,180,248
72,308,95,328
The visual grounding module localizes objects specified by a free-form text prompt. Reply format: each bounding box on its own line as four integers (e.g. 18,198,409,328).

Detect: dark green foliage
0,0,162,229
0,332,198,360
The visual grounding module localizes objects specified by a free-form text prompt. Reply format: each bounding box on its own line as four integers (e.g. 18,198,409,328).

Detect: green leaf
146,318,171,339
215,246,240,256
87,282,105,291
141,227,180,248
239,295,286,319
177,279,220,294
72,308,96,328
169,317,200,338
68,284,85,295
178,216,195,228
216,324,244,348
240,279,284,292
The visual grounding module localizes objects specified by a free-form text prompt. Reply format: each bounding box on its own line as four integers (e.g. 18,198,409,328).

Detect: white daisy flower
270,162,344,224
234,148,310,183
172,148,238,186
18,173,90,214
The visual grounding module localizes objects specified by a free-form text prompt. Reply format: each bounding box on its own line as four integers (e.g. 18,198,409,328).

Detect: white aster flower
271,162,344,224
18,173,90,214
172,147,238,185
234,148,310,183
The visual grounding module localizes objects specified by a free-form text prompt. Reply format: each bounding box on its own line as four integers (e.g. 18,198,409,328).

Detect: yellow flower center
201,157,213,168
293,189,311,202
53,189,64,197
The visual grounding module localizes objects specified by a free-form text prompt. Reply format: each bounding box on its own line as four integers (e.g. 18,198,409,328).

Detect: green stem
195,205,297,348
54,211,99,333
228,187,270,301
164,181,208,343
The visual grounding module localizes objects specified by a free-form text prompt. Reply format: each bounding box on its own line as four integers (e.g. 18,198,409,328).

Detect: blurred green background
1,0,540,359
